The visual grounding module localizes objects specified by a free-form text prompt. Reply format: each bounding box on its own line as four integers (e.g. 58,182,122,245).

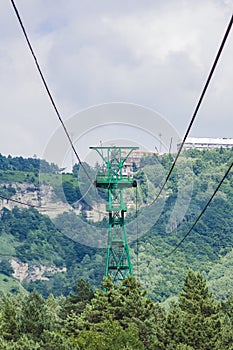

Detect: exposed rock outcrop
11,258,67,283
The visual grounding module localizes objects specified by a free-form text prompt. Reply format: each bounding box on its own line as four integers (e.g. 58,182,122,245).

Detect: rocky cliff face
0,183,73,218
1,181,101,287
0,182,106,220
0,183,69,285
11,258,67,283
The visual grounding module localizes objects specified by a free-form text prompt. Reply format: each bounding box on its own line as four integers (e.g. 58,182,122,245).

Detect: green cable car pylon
90,146,138,283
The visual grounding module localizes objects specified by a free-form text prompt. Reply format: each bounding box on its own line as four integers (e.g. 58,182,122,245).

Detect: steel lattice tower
90,146,138,283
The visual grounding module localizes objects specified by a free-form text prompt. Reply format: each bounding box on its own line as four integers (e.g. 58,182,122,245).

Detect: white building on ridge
177,137,233,151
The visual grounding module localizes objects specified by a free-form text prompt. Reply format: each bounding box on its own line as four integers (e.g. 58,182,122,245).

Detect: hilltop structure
178,137,233,151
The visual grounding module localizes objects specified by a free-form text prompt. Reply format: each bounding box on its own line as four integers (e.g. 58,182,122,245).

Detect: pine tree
4,335,41,349
63,279,94,317
220,295,233,350
163,302,184,349
63,276,162,349
20,291,48,340
0,296,21,341
171,271,222,350
73,320,145,350
40,330,79,350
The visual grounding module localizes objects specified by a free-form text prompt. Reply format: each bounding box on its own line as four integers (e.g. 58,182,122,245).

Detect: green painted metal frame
90,146,138,283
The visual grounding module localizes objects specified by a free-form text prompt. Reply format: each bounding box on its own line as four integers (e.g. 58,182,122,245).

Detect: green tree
40,330,78,350
220,295,233,349
0,337,9,350
0,260,14,276
64,276,164,349
20,291,49,340
165,271,222,350
3,335,40,350
74,320,144,350
0,296,21,341
63,279,94,317
162,302,184,349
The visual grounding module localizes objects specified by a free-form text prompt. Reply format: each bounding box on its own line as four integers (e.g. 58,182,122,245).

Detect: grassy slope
0,273,26,296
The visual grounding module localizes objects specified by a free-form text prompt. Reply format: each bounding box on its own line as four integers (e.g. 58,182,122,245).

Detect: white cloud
0,0,232,159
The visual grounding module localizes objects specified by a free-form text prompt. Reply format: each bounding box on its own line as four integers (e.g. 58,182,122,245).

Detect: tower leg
106,209,132,283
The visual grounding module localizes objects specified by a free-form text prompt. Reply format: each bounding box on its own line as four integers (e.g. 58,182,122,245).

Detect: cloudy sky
0,0,232,163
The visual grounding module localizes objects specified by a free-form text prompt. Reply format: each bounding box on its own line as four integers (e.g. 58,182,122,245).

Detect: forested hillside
0,154,58,174
0,148,232,302
126,147,233,301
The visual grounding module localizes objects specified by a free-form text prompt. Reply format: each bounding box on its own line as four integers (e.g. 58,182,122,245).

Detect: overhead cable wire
149,14,233,206
10,0,93,184
167,161,233,256
0,193,42,209
0,193,62,210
